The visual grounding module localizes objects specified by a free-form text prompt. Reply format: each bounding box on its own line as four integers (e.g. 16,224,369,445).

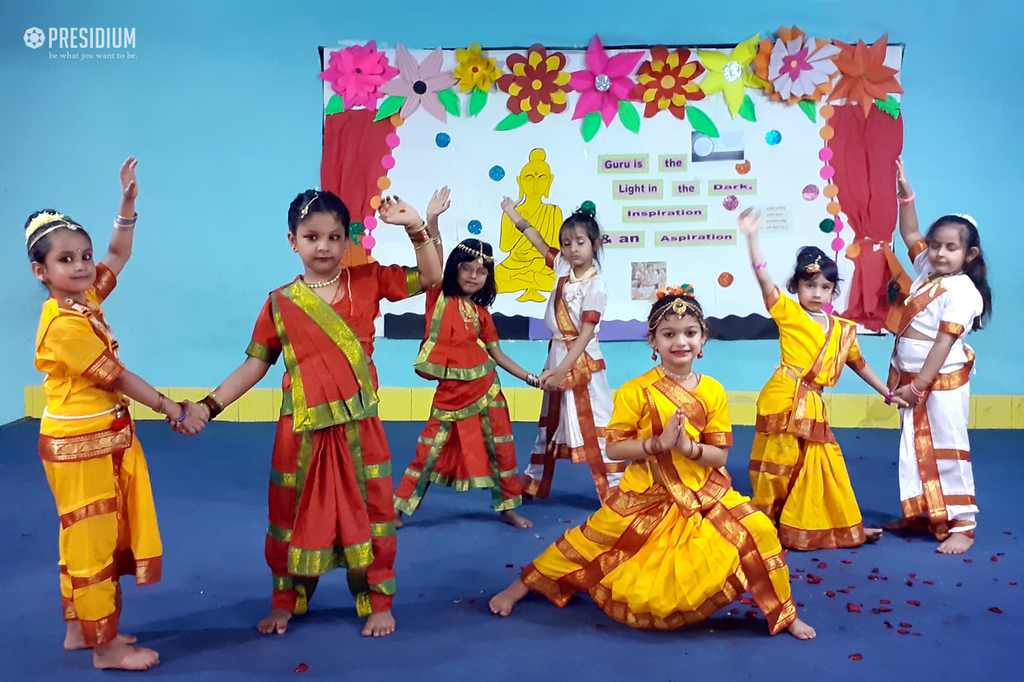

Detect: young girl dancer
393,231,537,529
490,288,815,639
185,190,442,637
499,198,622,501
887,158,991,554
737,208,900,550
29,158,202,670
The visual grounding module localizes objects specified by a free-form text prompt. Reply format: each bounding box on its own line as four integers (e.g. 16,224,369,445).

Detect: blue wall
2,0,1021,424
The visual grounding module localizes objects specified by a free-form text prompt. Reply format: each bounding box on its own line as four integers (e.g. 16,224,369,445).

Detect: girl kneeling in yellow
28,159,205,671
737,208,903,551
490,288,815,639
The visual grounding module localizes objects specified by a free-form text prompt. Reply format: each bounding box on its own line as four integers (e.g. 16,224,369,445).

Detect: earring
651,350,658,361
697,349,703,359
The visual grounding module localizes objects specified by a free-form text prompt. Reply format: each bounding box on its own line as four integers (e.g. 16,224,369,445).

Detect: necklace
458,297,479,325
306,271,341,289
660,365,694,385
806,309,827,317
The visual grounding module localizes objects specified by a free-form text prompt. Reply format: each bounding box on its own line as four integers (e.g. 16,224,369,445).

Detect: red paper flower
829,34,903,117
497,44,571,123
631,46,705,119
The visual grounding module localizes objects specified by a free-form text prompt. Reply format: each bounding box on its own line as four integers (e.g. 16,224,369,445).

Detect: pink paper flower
319,40,398,110
569,36,643,126
380,44,457,123
768,34,839,101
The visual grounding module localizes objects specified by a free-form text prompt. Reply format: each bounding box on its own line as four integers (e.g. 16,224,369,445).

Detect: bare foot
362,610,395,637
500,510,533,528
786,617,817,640
64,621,137,650
865,527,883,544
257,608,292,634
489,579,529,616
937,533,974,554
93,639,159,670
395,512,404,529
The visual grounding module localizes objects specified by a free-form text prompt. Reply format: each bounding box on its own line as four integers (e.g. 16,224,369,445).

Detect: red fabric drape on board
321,109,394,266
829,106,904,330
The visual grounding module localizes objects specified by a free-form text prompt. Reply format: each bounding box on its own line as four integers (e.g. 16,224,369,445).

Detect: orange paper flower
829,34,903,117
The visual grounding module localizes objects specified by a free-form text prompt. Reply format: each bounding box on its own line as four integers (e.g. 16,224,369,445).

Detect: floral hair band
456,241,494,264
649,283,704,330
804,255,822,273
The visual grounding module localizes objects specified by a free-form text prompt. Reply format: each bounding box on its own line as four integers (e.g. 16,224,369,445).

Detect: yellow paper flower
453,41,502,92
698,33,768,118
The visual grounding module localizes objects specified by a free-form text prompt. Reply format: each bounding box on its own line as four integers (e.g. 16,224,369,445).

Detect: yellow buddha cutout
495,149,563,302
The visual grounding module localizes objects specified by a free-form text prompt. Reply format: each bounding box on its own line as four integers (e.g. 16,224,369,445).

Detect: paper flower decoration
631,46,705,119
569,36,643,127
496,44,571,126
454,41,501,92
830,34,903,117
755,27,839,103
698,34,768,118
379,44,457,123
319,40,398,111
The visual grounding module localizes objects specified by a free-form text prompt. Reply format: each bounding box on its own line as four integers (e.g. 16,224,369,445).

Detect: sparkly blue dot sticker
765,130,782,146
468,220,483,235
488,165,505,181
435,132,451,148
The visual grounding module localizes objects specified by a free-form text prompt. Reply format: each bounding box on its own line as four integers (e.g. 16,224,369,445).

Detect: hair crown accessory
298,192,319,220
953,213,978,228
26,212,82,251
656,283,696,300
649,284,704,331
803,254,823,274
456,241,494,264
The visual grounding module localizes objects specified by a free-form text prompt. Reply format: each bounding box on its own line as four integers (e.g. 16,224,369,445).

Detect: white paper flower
768,35,840,101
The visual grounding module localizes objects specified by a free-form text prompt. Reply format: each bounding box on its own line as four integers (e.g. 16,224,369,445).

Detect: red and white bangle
909,380,927,398
898,191,916,204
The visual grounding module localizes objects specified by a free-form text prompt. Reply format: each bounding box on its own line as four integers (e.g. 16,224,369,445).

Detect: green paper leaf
437,88,460,117
797,99,817,123
738,95,756,122
373,96,405,122
494,112,529,131
686,106,719,138
469,88,488,117
875,95,901,120
581,111,602,142
618,100,641,134
325,94,345,115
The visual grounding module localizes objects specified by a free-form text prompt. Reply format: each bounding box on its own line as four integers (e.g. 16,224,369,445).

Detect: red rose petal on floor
989,607,1003,614
874,606,892,613
467,599,476,604
1010,582,1018,586
505,564,514,568
594,623,607,628
729,608,740,615
991,557,1000,562
868,575,878,580
796,602,805,607
295,663,309,673
964,559,973,563
883,620,893,629
796,568,805,573
880,599,891,604
842,559,852,564
907,600,921,606
564,520,572,523
741,597,754,604
881,576,889,581
899,621,912,628
847,585,856,590
956,582,963,587
812,557,819,562
745,610,758,619
923,580,933,585
807,574,823,584
818,562,828,569
838,588,850,594
1004,531,1013,535
826,591,836,598
909,573,917,578
998,552,1005,556
847,603,861,612
912,632,921,636
849,654,863,661
871,567,880,573
898,629,909,635
906,580,914,586
871,608,882,614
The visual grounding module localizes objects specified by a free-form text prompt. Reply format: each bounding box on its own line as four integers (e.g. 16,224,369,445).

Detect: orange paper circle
846,242,862,259
826,201,842,215
718,272,734,288
820,105,835,119
390,114,404,127
369,196,382,209
819,125,835,141
377,176,391,190
823,184,840,198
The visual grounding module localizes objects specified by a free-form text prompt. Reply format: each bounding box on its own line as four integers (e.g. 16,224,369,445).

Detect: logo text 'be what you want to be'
23,26,137,59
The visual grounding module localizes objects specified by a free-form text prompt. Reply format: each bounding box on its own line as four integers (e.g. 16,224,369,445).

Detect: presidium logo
24,27,45,49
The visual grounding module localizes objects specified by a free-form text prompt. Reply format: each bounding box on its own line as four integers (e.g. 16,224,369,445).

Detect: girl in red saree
394,234,538,529
186,190,441,637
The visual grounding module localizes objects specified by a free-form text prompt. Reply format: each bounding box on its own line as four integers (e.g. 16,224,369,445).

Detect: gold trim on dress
59,496,117,529
245,340,279,365
39,425,133,463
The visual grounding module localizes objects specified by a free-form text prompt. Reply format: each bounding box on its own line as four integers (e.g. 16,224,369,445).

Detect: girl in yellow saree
490,289,815,639
28,159,204,671
737,208,903,551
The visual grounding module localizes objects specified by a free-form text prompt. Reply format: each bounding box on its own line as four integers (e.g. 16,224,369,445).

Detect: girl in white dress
888,158,992,554
499,198,622,501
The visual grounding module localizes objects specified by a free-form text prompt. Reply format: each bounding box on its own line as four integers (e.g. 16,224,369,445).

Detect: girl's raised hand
120,157,139,201
736,207,761,236
378,195,424,228
500,196,525,220
895,156,912,197
426,187,451,222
